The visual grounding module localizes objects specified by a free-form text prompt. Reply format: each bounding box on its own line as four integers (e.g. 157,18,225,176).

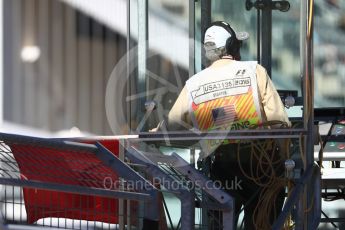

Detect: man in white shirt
156,21,290,229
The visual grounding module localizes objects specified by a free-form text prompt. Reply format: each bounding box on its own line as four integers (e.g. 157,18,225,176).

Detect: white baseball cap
204,22,249,48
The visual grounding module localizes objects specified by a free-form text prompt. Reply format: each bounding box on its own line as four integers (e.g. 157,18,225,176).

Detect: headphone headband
205,21,242,60
209,21,238,47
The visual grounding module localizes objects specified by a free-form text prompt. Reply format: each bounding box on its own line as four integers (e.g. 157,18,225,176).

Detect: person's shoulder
239,62,268,79
240,60,258,65
255,63,268,73
234,60,258,70
186,68,210,83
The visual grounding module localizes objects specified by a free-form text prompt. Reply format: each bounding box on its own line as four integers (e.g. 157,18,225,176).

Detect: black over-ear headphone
208,21,241,57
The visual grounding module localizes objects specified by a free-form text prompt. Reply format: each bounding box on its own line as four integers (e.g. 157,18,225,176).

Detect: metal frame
258,0,272,76
137,0,148,129
95,142,160,222
126,0,320,228
125,144,235,230
200,0,211,70
272,164,321,230
127,0,148,131
125,146,195,230
126,0,132,131
193,0,319,228
0,133,159,229
139,128,307,141
301,0,317,229
189,0,195,77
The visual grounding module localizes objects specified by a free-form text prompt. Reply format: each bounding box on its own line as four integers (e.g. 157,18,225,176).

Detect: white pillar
0,0,3,125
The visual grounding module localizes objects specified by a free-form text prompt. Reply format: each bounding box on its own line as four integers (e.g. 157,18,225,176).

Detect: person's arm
256,65,291,127
152,86,193,132
166,86,193,131
256,65,291,159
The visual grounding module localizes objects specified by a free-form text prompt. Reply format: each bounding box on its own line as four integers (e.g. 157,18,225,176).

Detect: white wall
61,0,189,68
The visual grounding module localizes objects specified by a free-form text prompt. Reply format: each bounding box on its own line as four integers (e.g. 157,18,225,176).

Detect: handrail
138,128,307,141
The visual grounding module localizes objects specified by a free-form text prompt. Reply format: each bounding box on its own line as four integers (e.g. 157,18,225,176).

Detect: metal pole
301,0,315,228
303,0,314,171
200,0,211,70
127,0,132,133
180,192,195,230
119,140,125,230
259,0,272,77
200,0,211,41
257,7,261,64
189,0,195,77
200,2,211,228
137,0,148,131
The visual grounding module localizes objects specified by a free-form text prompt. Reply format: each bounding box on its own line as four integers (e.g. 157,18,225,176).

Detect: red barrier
9,139,134,224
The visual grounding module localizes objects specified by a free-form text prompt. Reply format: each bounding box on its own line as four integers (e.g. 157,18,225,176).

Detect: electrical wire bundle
236,120,293,229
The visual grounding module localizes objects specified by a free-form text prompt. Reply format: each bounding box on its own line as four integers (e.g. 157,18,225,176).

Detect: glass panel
271,0,301,95
210,1,258,62
270,0,302,118
143,0,190,130
194,1,257,73
126,0,193,132
200,1,302,118
314,0,345,107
